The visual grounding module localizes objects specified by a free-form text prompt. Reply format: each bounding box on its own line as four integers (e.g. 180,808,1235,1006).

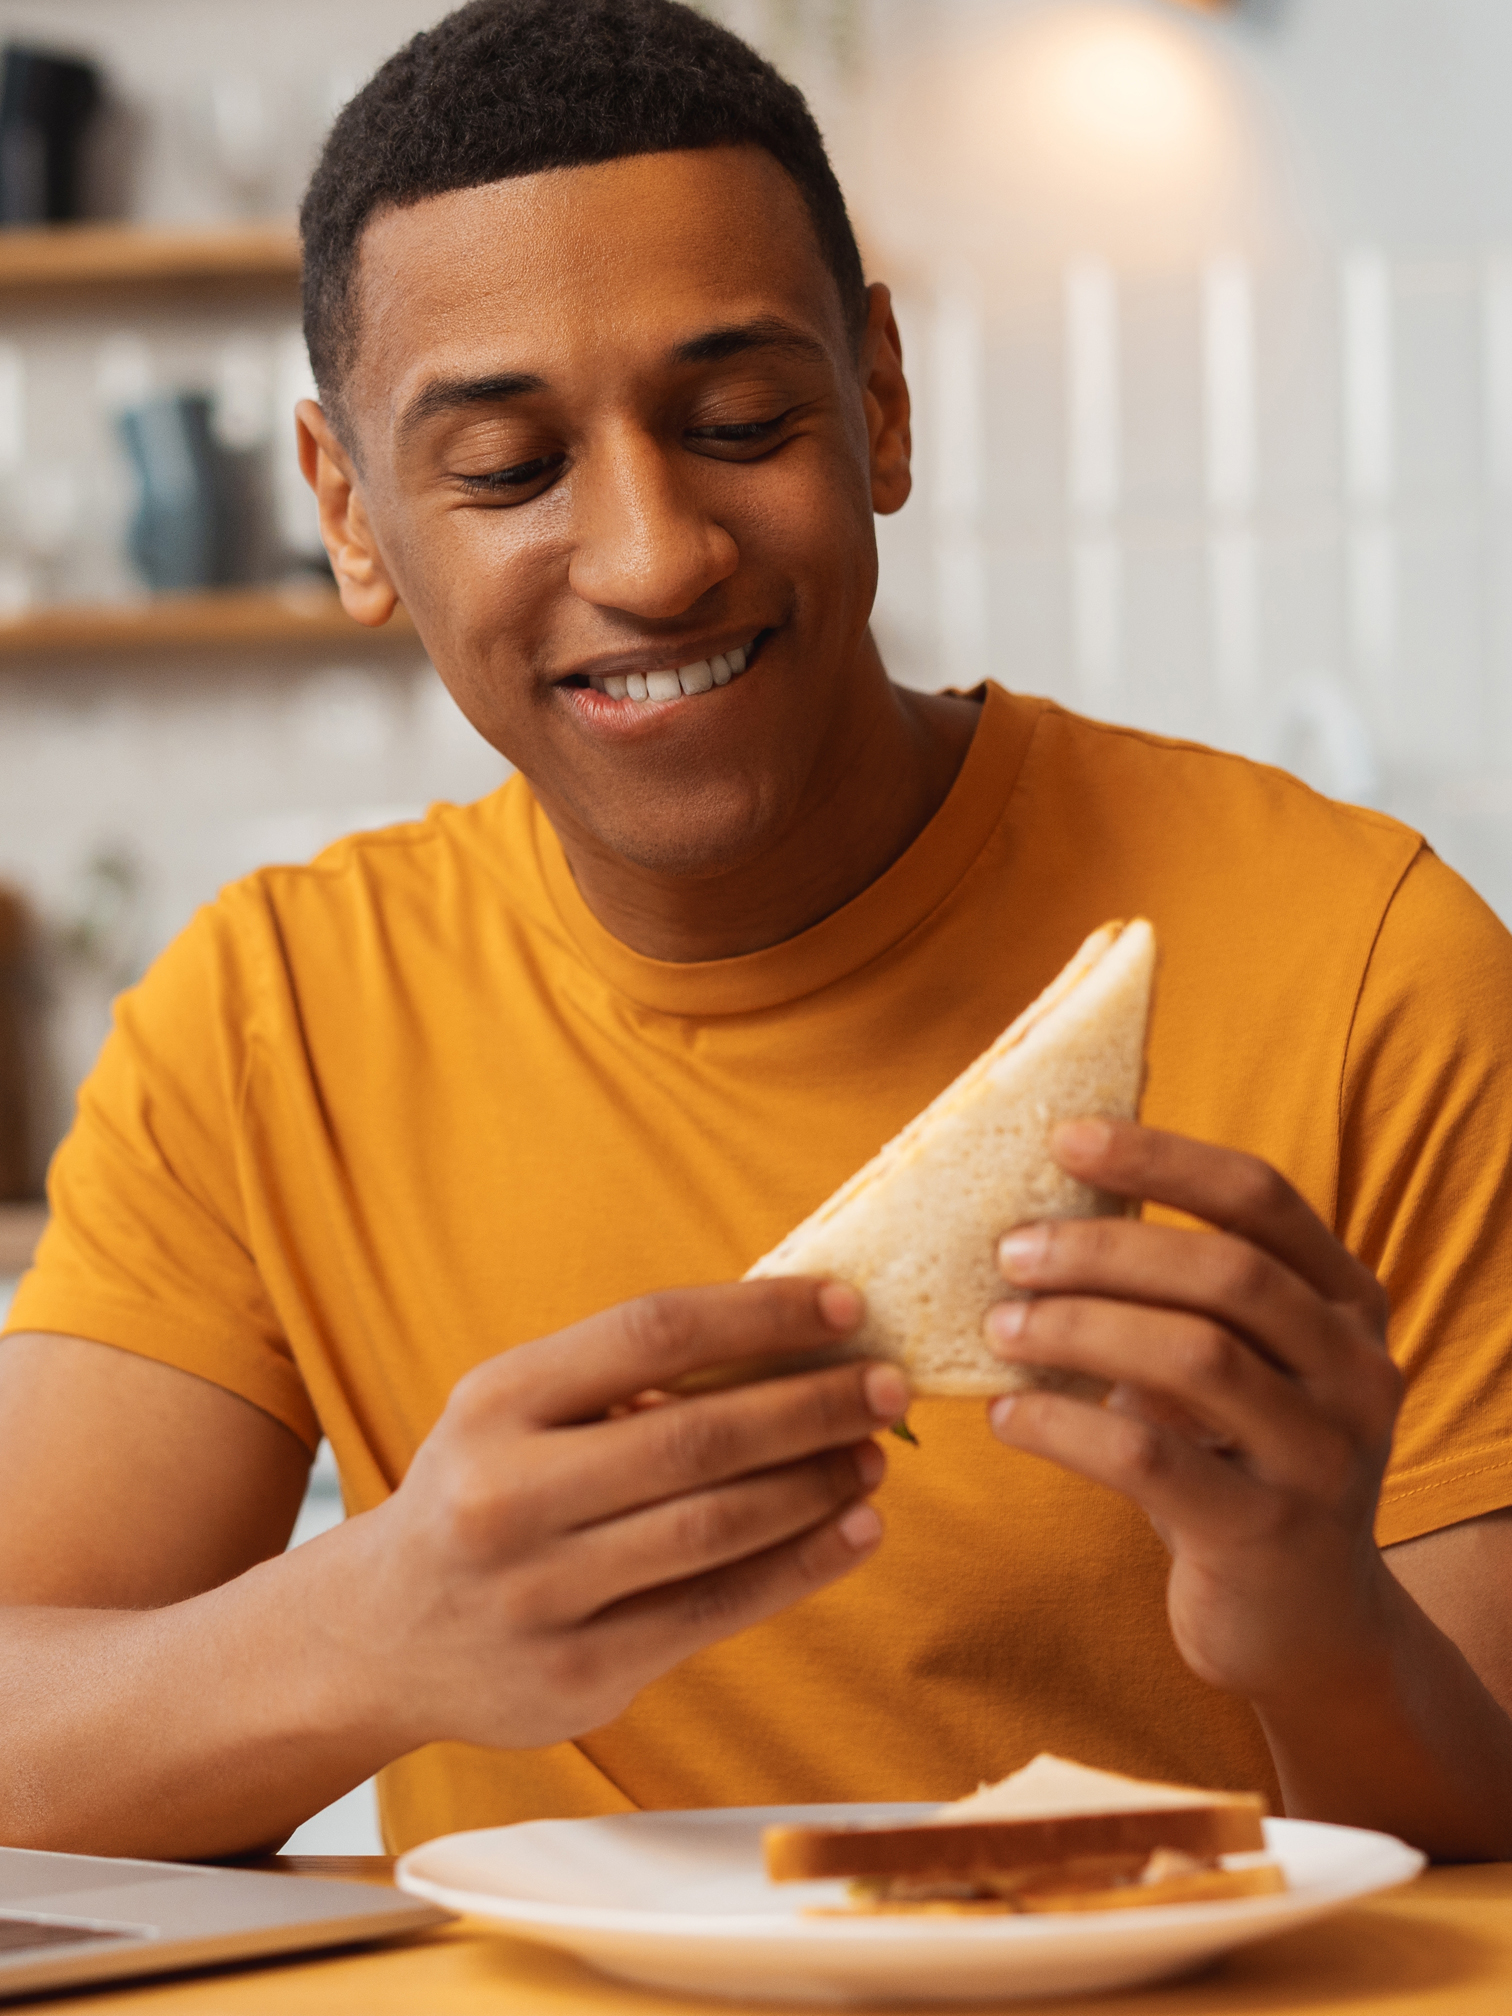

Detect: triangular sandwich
737,918,1157,1397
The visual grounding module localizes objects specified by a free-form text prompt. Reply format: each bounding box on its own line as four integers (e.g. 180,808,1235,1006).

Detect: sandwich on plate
764,1753,1285,1915
680,917,1157,1400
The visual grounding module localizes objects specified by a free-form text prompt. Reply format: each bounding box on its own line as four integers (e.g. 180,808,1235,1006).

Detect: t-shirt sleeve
1339,847,1512,1546
2,898,319,1452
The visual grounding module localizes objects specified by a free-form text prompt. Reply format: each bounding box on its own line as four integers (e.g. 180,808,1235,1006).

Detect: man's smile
557,628,770,709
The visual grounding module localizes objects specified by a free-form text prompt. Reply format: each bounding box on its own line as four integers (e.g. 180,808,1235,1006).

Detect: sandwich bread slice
764,1753,1284,1915
717,918,1156,1397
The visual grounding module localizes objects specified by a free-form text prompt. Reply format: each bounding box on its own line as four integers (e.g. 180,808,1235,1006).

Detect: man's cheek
745,467,869,582
405,513,553,648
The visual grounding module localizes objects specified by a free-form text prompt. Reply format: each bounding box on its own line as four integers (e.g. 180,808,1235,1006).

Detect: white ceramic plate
397,1803,1423,2005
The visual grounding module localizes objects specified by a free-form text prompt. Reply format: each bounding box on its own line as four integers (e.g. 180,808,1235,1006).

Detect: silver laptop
0,1845,448,2000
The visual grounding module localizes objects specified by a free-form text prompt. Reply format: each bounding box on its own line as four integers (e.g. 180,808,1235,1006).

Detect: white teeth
592,639,757,704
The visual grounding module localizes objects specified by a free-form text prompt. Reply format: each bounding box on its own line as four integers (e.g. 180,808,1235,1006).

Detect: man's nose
567,427,738,617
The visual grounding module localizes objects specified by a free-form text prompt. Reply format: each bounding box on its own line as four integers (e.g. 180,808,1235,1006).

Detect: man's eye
687,411,794,451
456,453,565,495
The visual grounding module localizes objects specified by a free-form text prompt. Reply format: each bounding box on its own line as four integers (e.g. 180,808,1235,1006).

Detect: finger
536,1356,908,1528
493,1278,867,1425
583,1494,884,1679
986,1384,1257,1538
550,1440,886,1617
997,1215,1371,1387
1051,1119,1386,1321
985,1295,1356,1486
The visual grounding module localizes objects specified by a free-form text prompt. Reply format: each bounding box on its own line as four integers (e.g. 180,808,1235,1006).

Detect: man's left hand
985,1118,1402,1713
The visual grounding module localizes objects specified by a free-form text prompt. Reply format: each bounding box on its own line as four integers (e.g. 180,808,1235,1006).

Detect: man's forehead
350,148,847,409
360,144,821,260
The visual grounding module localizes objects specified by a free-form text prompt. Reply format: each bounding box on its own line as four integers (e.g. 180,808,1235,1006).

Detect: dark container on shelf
0,44,102,226
117,393,265,593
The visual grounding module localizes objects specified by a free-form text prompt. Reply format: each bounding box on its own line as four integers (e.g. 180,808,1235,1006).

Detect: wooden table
19,1857,1512,2013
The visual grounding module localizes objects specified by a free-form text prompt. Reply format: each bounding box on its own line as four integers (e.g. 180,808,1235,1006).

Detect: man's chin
543,762,789,881
580,813,782,884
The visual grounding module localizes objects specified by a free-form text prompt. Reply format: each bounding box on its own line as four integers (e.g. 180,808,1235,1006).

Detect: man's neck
540,664,982,964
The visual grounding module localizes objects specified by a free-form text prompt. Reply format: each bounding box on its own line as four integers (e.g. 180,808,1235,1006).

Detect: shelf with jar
0,216,385,656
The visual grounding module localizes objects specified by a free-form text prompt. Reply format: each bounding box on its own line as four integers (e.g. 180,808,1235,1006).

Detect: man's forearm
1256,1569,1512,1861
0,1519,407,1859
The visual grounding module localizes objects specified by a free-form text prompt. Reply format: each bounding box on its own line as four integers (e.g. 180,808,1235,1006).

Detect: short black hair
300,0,868,437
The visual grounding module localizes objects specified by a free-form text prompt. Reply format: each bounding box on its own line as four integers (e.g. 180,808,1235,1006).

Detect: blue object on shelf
117,393,247,593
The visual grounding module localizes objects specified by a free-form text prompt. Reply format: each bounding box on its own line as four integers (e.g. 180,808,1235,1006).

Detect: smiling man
4,0,1512,1866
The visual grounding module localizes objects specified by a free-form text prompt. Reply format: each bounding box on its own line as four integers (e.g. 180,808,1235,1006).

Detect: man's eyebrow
396,319,827,438
398,371,544,439
671,317,830,367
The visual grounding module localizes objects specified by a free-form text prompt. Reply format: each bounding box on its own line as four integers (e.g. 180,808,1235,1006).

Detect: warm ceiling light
863,0,1286,276
1011,13,1218,168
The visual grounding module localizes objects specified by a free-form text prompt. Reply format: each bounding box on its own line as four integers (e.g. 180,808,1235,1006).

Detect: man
4,0,1512,1863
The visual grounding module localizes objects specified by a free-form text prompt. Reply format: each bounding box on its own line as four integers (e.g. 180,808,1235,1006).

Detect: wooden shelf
0,1201,46,1276
0,220,300,295
0,588,417,658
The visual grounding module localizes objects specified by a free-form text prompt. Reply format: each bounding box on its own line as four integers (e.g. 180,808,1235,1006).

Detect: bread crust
763,1799,1266,1883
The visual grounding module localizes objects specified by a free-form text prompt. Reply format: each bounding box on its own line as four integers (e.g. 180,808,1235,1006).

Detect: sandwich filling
843,1845,1286,1916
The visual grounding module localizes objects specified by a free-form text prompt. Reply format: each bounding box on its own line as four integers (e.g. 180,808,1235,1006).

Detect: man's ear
859,283,912,518
294,400,399,627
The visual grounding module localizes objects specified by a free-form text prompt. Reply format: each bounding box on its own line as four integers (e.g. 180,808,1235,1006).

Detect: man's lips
556,629,768,706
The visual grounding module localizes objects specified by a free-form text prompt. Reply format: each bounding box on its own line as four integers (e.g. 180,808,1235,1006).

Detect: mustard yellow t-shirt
10,683,1512,1852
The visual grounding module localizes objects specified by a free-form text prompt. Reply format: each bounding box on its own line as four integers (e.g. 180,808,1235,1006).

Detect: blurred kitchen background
1,0,1510,1847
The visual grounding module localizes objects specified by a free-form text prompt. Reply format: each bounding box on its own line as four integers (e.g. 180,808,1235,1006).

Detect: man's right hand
355,1277,901,1753
0,1279,901,1855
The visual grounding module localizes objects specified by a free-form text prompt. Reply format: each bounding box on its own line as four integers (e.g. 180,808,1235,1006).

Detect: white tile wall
856,1,1512,922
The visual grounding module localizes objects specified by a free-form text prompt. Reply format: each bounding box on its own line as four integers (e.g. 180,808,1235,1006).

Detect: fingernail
839,1503,882,1550
998,1225,1048,1278
1054,1118,1113,1163
989,1396,1018,1435
854,1439,886,1488
864,1364,910,1420
985,1299,1028,1349
818,1281,863,1332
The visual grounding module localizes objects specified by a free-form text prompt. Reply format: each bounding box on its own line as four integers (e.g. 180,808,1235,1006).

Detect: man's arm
0,1282,902,1859
1386,1507,1512,1714
985,1119,1512,1861
0,1334,311,1607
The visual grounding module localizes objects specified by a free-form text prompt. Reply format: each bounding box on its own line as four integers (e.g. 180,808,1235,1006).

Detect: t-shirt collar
532,682,1034,1017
